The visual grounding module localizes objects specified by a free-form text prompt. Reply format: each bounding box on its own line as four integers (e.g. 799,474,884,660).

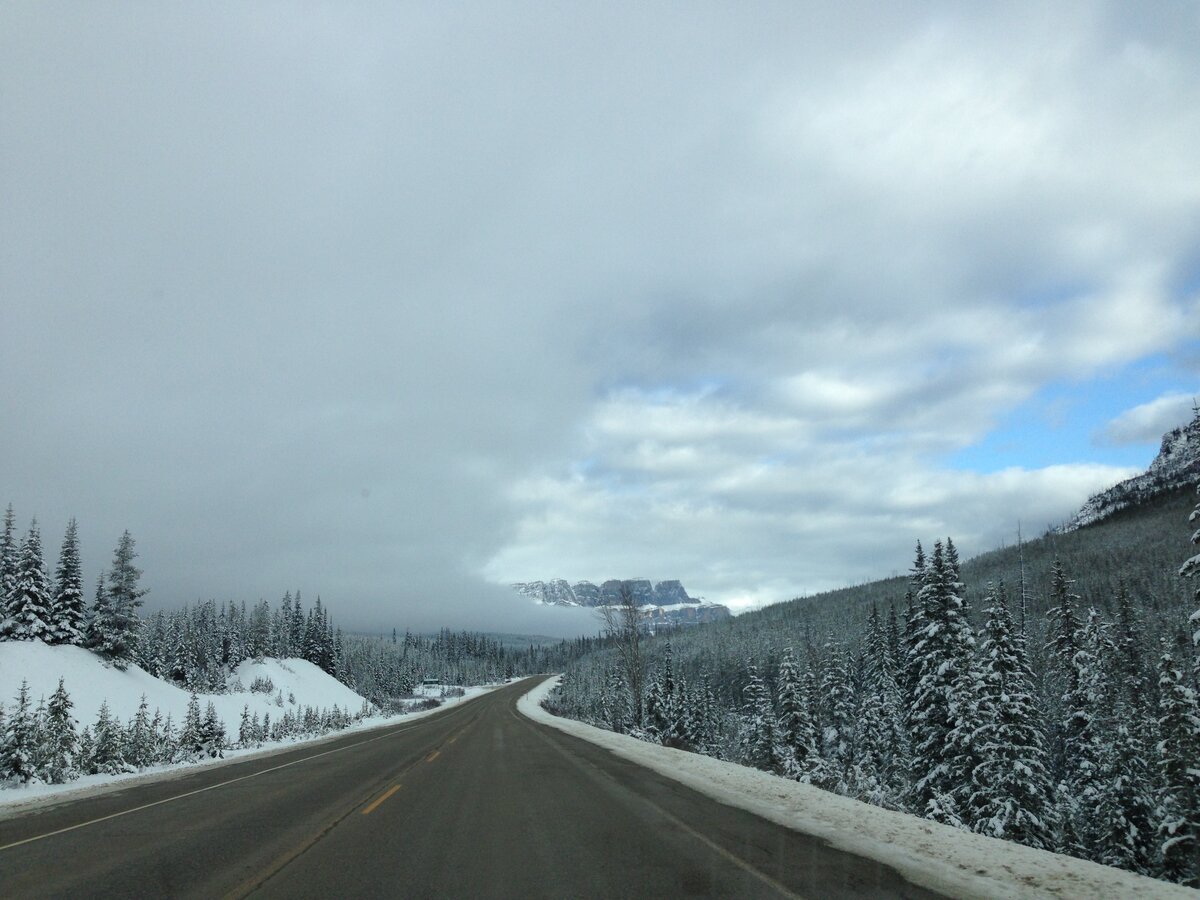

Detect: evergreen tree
88,531,148,668
90,701,130,775
238,705,254,748
819,642,855,785
9,520,53,641
1098,714,1156,874
602,664,630,734
644,642,684,746
42,678,78,784
777,648,821,781
0,680,41,784
1059,608,1112,858
1155,647,1200,885
0,504,18,638
909,540,975,823
126,695,155,769
853,607,908,806
969,582,1054,849
49,518,86,645
739,662,784,774
1181,479,1200,693
175,693,204,763
1044,557,1081,786
75,724,94,772
157,713,176,765
901,541,928,707
201,702,225,758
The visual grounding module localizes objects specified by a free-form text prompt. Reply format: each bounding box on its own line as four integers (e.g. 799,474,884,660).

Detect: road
0,677,942,899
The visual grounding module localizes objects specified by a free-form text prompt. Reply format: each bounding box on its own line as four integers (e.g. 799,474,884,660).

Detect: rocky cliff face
510,577,731,626
1060,408,1200,532
511,578,700,608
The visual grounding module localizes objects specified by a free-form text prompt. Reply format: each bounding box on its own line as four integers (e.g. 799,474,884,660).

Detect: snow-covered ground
0,640,495,811
519,676,1194,900
0,642,365,733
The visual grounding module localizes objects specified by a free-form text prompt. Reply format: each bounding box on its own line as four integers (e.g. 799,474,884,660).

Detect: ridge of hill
1060,407,1200,532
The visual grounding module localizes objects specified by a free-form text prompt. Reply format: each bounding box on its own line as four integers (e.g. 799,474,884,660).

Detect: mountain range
511,578,731,626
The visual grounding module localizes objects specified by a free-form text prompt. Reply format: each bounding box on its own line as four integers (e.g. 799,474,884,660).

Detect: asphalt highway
0,677,943,899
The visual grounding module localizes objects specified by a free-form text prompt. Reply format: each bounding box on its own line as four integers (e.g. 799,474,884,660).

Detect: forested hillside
548,480,1200,886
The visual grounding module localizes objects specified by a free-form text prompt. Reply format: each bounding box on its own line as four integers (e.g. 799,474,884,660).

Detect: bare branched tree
598,582,644,727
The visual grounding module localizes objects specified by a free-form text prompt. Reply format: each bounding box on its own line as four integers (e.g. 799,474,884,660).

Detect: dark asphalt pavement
0,677,943,899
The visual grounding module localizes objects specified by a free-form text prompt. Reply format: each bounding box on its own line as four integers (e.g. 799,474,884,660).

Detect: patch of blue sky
945,354,1195,473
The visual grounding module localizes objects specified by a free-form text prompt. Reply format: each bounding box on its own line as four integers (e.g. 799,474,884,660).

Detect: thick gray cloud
3,3,1199,629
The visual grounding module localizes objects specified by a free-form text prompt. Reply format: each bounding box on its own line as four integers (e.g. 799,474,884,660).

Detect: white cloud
486,384,1139,608
1099,391,1198,446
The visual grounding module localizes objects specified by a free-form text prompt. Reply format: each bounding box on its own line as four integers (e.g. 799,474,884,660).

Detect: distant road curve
0,677,940,898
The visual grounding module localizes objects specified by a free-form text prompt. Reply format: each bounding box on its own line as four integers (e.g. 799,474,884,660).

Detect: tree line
0,675,370,787
0,506,145,666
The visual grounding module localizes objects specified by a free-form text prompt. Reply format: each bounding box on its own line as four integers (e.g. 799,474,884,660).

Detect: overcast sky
2,3,1199,635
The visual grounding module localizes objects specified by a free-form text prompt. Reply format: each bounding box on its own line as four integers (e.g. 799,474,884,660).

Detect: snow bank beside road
519,676,1191,900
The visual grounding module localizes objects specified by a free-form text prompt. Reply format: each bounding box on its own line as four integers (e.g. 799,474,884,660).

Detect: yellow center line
425,750,440,762
361,784,402,816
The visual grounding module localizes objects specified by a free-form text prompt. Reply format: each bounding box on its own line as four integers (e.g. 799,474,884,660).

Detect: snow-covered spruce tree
238,705,254,748
1098,705,1157,874
694,672,723,758
42,677,78,784
90,701,132,776
1155,645,1200,885
909,539,975,825
201,702,225,758
1184,479,1200,688
901,542,928,710
247,599,271,660
644,641,680,745
157,713,176,765
0,680,41,785
853,607,908,806
777,647,822,782
602,664,630,734
1058,608,1115,860
944,645,988,830
88,530,148,669
9,520,53,641
1095,581,1156,874
819,641,855,788
175,693,204,763
968,582,1054,849
1044,557,1081,784
0,504,18,639
125,695,156,769
739,662,785,774
49,518,86,645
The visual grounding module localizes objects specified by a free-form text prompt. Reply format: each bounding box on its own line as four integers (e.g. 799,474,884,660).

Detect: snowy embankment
519,676,1193,900
0,641,492,810
0,642,365,730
